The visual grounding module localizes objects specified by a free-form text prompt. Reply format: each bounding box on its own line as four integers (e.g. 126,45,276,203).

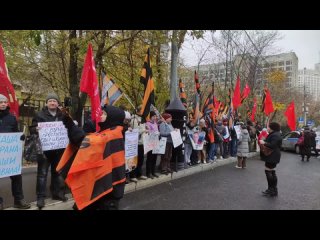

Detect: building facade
297,64,320,101
193,52,299,93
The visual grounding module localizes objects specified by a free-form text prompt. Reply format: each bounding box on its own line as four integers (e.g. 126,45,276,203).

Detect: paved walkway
5,152,258,210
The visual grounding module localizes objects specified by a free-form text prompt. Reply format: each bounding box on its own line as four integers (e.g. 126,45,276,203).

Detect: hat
0,94,8,102
46,93,60,103
199,119,206,124
269,122,280,132
149,111,156,118
124,111,131,120
162,113,172,120
241,124,247,129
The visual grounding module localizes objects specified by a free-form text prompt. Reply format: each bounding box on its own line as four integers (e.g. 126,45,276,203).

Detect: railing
17,98,91,131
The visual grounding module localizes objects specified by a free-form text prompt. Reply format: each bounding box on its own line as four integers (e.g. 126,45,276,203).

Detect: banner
38,121,69,151
125,130,139,172
171,130,183,148
143,132,160,154
188,130,206,150
0,132,23,178
152,137,167,154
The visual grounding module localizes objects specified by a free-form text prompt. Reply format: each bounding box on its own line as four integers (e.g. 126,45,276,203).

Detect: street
2,151,320,210
120,152,320,210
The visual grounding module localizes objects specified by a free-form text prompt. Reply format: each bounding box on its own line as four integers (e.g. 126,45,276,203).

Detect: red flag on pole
80,43,101,132
232,76,241,109
284,100,296,131
0,43,19,118
251,97,257,122
0,43,10,79
263,88,274,116
240,83,251,103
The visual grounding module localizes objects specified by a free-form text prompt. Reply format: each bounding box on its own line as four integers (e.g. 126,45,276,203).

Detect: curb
5,152,259,210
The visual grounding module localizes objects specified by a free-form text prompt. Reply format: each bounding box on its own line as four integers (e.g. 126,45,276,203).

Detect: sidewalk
5,152,259,210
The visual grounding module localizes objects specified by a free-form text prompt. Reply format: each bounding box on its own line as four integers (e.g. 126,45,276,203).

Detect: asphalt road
119,152,320,210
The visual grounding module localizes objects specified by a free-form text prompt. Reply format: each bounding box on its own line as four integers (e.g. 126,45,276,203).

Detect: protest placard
143,132,160,154
152,137,167,154
38,121,69,151
171,130,183,148
234,125,241,140
125,130,139,172
0,132,23,178
188,130,206,150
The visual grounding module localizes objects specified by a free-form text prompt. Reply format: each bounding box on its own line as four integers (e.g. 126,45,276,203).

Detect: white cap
0,94,8,102
124,111,131,120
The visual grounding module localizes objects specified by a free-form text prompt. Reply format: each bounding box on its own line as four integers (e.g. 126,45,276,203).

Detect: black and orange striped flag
194,71,200,95
140,48,155,123
179,79,187,109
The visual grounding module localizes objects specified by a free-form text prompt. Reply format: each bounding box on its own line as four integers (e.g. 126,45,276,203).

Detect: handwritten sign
188,130,206,150
143,132,160,154
234,125,241,140
171,130,183,148
0,132,23,178
152,137,167,154
38,121,69,151
125,130,139,172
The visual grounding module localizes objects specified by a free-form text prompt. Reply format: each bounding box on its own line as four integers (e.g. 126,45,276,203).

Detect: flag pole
123,93,136,110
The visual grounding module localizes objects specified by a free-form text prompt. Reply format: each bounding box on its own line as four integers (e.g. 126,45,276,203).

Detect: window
287,72,292,76
278,61,284,66
286,66,292,71
286,60,292,65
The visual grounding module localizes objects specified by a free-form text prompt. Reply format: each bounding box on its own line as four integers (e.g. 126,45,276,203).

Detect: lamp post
303,67,307,126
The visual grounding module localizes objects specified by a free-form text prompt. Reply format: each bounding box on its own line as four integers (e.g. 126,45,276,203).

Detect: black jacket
262,131,282,164
0,108,18,133
30,106,64,131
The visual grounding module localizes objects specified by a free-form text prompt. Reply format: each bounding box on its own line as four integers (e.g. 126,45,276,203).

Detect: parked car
282,131,301,153
315,131,320,150
282,130,320,154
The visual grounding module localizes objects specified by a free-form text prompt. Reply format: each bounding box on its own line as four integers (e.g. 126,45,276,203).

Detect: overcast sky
180,30,320,70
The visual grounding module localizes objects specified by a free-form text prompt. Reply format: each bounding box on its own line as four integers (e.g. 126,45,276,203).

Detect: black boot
262,170,273,195
269,170,278,197
37,198,45,210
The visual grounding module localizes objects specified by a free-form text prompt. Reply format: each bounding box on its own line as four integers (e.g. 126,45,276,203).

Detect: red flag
80,43,101,132
284,101,296,131
232,76,241,109
0,43,9,79
263,88,274,116
0,43,19,118
240,83,251,103
251,97,257,122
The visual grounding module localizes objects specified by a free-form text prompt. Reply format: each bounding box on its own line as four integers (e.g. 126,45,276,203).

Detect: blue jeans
208,143,216,160
229,138,238,157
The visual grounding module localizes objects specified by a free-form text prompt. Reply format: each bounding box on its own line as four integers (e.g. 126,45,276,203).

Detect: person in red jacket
258,128,269,159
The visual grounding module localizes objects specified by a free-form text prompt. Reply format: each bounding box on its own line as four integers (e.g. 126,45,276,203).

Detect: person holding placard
30,93,67,209
145,111,159,179
0,94,31,209
159,113,174,174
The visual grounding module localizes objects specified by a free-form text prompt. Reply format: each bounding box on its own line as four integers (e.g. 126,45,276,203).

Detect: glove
62,113,75,129
20,134,26,141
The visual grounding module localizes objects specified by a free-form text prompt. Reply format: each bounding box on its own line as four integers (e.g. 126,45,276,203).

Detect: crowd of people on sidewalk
1,92,319,210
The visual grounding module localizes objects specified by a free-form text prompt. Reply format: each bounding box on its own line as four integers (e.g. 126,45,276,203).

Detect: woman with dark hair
259,122,282,197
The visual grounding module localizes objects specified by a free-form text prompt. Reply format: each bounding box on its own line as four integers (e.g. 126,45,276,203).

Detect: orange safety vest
56,126,125,210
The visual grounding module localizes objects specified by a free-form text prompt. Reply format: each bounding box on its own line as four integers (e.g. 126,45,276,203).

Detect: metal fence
17,98,91,132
